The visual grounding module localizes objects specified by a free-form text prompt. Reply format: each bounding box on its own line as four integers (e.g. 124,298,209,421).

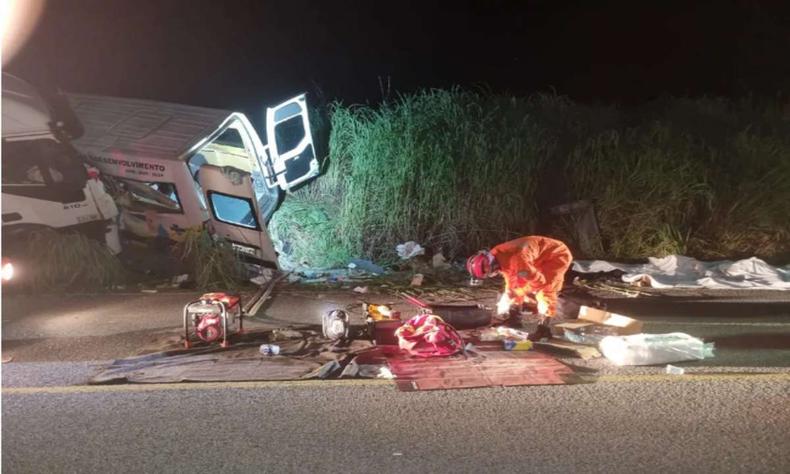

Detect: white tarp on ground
572,255,790,290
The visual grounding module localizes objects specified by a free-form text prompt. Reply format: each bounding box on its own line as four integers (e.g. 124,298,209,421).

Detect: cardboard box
554,305,643,337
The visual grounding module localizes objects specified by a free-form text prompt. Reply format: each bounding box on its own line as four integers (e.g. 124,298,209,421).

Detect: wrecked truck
2,73,122,283
66,93,319,268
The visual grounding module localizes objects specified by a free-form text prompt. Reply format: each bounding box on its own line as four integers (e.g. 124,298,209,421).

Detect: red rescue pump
183,292,244,348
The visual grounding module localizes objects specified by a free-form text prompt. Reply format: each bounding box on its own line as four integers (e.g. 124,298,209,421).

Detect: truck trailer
66,92,319,269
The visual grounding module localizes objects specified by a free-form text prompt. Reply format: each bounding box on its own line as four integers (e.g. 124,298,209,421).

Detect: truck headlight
2,261,15,281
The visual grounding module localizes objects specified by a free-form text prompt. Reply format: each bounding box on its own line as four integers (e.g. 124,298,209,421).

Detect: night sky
7,0,790,125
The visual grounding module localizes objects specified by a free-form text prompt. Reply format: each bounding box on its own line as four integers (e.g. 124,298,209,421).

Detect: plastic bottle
259,344,281,356
665,364,685,375
599,333,714,366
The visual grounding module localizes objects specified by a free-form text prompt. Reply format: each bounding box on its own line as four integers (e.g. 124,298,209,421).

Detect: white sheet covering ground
572,255,790,290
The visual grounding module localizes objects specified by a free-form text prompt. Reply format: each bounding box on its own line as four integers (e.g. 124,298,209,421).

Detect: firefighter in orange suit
466,235,573,341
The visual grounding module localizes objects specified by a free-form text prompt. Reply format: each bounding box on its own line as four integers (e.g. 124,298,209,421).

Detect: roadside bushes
275,89,790,267
174,228,247,289
565,125,713,258
15,228,126,291
694,130,790,260
284,89,557,266
566,99,790,261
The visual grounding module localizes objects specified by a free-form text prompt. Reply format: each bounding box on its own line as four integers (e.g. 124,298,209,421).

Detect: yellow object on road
503,340,533,351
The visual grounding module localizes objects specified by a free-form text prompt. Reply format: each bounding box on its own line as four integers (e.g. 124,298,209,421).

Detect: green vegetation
19,228,126,291
274,89,790,267
174,228,247,289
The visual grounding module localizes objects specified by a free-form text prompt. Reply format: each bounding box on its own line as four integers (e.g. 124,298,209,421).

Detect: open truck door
197,164,278,267
264,94,319,192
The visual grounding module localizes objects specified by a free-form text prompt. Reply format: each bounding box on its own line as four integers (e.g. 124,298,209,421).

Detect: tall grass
174,228,247,289
19,228,126,291
694,130,790,259
323,90,558,261
275,89,790,267
565,125,713,258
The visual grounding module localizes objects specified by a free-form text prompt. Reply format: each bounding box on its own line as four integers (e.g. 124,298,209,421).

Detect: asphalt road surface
3,286,790,473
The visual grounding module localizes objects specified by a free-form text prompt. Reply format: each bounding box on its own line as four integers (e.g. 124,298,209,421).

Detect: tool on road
401,293,492,330
183,292,244,348
322,309,350,341
363,303,400,321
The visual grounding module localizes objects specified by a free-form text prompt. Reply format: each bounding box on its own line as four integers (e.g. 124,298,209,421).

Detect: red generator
183,292,244,348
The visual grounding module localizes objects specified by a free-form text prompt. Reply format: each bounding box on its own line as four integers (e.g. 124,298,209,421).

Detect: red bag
395,313,464,357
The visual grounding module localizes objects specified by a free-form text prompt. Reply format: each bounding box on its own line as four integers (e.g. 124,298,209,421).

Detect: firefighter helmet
466,250,495,279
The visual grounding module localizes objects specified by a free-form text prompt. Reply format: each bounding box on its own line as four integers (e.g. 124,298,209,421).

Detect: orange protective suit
490,235,573,317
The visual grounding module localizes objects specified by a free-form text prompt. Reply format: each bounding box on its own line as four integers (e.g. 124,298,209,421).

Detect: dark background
7,0,790,124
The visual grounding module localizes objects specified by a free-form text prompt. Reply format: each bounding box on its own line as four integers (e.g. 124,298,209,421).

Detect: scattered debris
599,333,715,366
410,273,424,287
479,326,530,342
463,342,484,356
432,252,450,268
377,367,395,379
172,274,190,285
503,340,533,351
574,279,650,298
369,319,403,346
249,275,269,286
396,241,425,260
573,255,790,290
353,286,369,294
364,303,400,321
141,289,158,294
259,344,281,356
554,305,643,345
349,258,386,275
287,273,302,283
665,364,685,375
533,340,602,360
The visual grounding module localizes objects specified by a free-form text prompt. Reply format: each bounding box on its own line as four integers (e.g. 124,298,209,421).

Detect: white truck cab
67,93,319,268
1,73,121,260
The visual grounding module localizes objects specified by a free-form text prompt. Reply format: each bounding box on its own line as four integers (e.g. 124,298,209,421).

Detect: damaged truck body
2,73,122,283
66,93,319,268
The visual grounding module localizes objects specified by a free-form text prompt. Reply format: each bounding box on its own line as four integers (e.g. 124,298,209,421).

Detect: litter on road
599,333,715,366
573,255,790,290
87,273,722,390
665,364,685,375
554,305,643,346
396,241,425,260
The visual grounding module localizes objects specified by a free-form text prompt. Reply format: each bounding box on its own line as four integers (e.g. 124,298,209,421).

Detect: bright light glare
1,0,46,65
496,292,511,315
2,261,15,281
536,292,549,314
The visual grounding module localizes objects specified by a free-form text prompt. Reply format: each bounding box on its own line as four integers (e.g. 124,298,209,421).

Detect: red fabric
490,235,572,316
395,314,464,358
